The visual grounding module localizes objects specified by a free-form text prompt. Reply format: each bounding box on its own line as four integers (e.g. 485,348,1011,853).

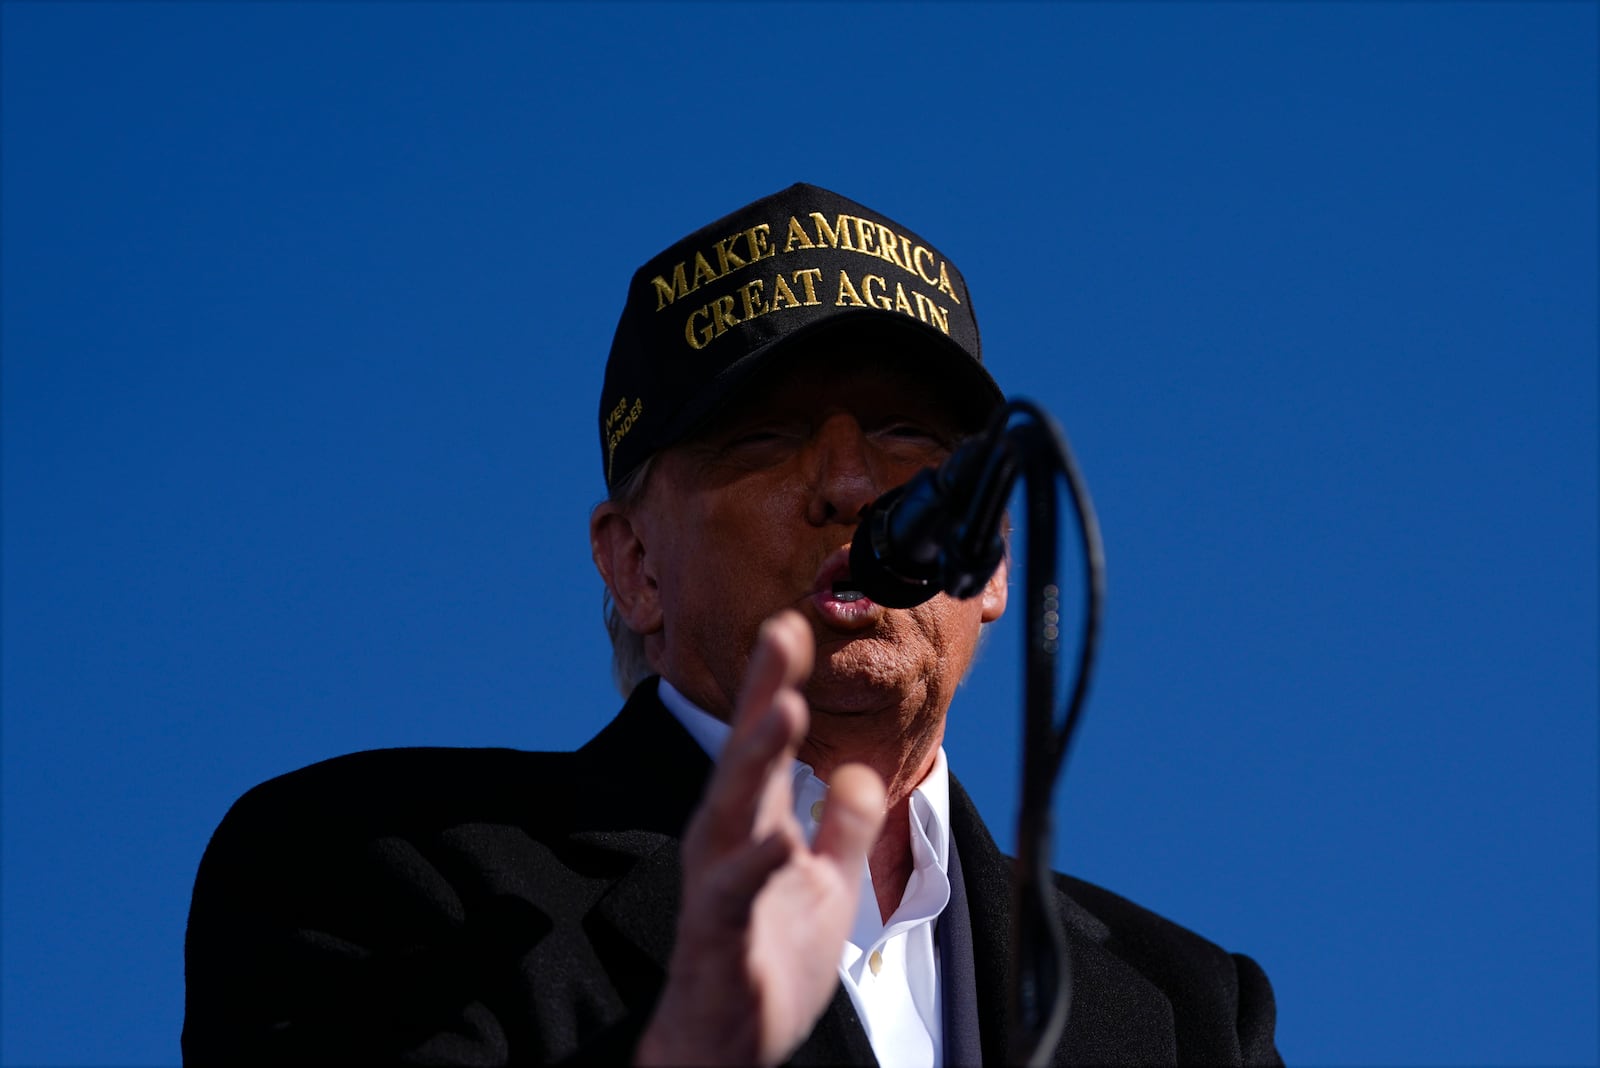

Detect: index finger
690,612,815,853
732,610,814,736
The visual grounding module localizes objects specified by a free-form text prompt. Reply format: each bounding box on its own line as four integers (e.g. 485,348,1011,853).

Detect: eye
723,429,771,447
716,421,806,465
872,421,951,455
883,423,942,442
726,425,793,448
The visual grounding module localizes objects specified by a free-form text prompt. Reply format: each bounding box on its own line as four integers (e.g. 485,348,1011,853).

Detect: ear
979,553,1008,623
590,502,663,635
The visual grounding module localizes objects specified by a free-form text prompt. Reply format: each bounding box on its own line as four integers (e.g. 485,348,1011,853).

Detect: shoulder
1058,872,1229,964
215,745,583,837
191,745,605,918
1055,874,1281,1065
198,745,604,880
198,681,708,875
210,680,696,845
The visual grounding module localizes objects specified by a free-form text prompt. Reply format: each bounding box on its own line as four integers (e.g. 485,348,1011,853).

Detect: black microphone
848,423,1013,609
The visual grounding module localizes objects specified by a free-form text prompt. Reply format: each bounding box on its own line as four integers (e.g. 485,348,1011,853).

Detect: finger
811,763,887,871
694,688,805,861
731,610,814,737
707,612,809,803
692,614,814,854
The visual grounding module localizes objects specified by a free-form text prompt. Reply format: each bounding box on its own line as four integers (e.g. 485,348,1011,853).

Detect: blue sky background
3,3,1595,1065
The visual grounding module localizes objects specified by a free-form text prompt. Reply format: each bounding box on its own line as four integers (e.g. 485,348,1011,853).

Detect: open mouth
813,550,877,618
830,578,867,603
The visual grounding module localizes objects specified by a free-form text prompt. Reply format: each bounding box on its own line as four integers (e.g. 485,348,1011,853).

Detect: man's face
619,343,1007,723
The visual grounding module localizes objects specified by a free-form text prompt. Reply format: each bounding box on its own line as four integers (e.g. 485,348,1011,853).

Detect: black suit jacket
184,680,1281,1065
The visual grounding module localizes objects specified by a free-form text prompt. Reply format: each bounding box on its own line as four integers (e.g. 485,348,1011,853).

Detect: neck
798,714,941,815
798,705,944,924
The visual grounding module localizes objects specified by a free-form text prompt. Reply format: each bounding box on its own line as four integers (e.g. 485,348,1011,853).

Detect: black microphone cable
1003,400,1105,1067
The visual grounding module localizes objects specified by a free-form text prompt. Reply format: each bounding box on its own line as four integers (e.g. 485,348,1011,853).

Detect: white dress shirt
659,679,950,1068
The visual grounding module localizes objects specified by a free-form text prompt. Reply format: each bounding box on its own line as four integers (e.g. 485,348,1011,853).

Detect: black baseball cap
598,183,1005,491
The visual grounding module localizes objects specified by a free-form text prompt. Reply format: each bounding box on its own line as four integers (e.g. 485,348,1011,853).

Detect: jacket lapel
938,830,985,1067
948,778,1020,1066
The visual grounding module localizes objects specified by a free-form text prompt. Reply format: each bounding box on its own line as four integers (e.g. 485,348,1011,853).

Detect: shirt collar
658,677,735,758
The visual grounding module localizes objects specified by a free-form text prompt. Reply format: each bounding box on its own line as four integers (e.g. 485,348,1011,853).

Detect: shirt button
868,950,883,976
810,800,825,822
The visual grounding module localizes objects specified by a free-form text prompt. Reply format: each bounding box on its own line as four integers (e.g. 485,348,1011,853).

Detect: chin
804,654,931,718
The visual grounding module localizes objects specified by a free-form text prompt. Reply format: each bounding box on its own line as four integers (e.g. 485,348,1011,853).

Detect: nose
804,412,881,527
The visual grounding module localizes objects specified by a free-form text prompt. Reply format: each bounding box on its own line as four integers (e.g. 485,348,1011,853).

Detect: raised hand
635,610,887,1067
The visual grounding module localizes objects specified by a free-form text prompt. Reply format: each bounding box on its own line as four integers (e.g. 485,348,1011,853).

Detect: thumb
811,764,887,868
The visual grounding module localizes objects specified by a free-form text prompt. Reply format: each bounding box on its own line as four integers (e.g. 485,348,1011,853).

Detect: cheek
916,598,988,660
665,498,795,616
702,483,803,563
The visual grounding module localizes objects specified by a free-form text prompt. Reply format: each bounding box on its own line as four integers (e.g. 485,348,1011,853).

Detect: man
184,184,1282,1065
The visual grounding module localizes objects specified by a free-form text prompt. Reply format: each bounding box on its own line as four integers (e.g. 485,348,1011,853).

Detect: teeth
833,588,864,603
